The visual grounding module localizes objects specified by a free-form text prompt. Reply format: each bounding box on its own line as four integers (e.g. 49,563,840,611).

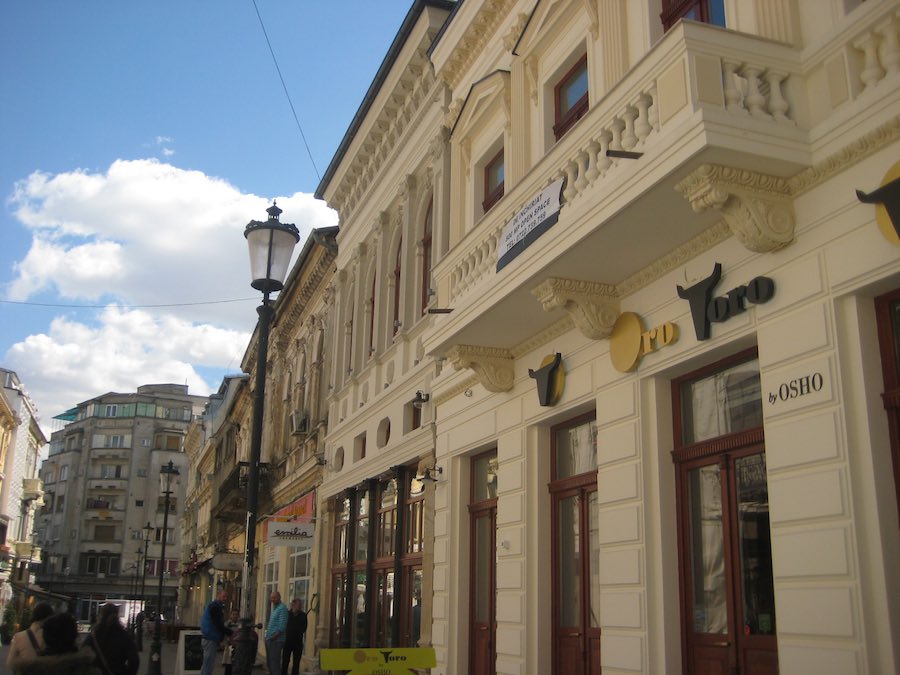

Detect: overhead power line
251,0,321,182
0,298,259,309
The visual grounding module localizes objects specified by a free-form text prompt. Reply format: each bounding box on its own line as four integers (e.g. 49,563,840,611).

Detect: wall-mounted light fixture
420,466,443,483
314,453,327,466
412,391,430,409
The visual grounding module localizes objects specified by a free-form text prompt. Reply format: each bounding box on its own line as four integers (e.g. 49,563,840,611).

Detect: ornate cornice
788,114,900,195
531,278,620,340
328,33,440,220
446,344,515,392
436,0,517,90
676,164,795,252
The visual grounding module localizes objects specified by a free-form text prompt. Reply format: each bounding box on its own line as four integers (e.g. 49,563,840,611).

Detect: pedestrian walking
199,591,231,675
263,592,287,675
222,609,240,675
6,602,53,674
280,599,307,675
83,604,139,675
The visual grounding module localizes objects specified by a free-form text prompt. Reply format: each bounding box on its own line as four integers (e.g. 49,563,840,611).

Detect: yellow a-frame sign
320,647,436,674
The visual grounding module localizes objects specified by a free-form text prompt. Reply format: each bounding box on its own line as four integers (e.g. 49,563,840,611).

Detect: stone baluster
635,93,653,142
854,31,885,90
585,140,601,184
741,65,770,119
621,105,638,149
765,70,791,123
648,83,660,131
563,160,578,201
575,150,590,193
877,15,900,77
609,117,625,153
723,60,746,114
597,130,613,175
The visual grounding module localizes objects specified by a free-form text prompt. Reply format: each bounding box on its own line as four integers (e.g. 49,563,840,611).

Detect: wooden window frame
553,54,589,141
875,289,900,521
482,149,505,213
661,0,725,31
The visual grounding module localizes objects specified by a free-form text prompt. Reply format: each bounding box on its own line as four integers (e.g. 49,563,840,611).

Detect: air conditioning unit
290,411,309,435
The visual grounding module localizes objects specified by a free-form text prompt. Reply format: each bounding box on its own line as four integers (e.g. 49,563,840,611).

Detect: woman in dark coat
83,604,139,675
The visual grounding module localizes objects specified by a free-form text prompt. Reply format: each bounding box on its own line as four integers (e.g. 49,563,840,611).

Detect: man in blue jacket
264,591,288,675
201,590,232,675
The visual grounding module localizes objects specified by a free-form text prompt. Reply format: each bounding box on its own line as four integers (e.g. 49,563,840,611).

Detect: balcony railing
433,7,900,316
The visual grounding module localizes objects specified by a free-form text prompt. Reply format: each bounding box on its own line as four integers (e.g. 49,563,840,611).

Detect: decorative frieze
676,164,795,253
531,278,620,340
446,344,515,393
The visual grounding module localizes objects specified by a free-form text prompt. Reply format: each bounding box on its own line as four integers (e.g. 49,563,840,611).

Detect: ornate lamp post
232,203,299,675
137,521,153,652
147,461,179,675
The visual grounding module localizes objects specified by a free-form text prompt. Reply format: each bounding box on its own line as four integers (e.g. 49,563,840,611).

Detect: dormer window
553,54,589,141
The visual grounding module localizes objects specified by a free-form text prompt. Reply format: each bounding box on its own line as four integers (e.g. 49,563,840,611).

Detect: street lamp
148,461,179,675
232,203,299,675
138,521,153,652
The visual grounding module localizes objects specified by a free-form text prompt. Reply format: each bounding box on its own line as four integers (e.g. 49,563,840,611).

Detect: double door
678,445,777,675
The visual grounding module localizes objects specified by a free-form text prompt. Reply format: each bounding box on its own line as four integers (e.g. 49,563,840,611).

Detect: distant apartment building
0,369,46,600
36,383,206,623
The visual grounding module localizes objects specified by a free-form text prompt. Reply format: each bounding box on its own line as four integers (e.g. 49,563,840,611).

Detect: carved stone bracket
676,164,795,252
532,278,620,340
446,345,514,393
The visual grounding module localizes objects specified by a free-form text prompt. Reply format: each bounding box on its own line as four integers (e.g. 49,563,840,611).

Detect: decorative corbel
446,345,514,392
675,164,795,252
532,278,619,340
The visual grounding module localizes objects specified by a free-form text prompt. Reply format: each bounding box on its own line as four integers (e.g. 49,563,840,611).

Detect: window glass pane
474,514,492,623
408,568,423,647
688,465,727,634
486,156,504,194
473,453,498,502
736,453,776,635
375,570,395,647
681,358,762,444
588,490,601,628
557,494,581,626
555,419,598,479
355,491,369,562
352,571,368,647
560,60,588,116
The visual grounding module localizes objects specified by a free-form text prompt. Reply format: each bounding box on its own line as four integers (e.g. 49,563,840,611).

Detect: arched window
393,238,402,338
420,203,433,316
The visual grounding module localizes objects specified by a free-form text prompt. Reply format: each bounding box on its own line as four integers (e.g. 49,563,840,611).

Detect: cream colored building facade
313,0,900,674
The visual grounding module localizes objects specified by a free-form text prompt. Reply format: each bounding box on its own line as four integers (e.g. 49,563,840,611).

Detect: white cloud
3,158,338,422
7,158,337,328
6,307,251,420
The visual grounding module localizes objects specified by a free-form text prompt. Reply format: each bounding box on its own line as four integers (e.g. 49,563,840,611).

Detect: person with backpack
82,604,139,675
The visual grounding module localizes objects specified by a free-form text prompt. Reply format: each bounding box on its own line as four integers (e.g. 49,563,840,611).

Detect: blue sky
0,1,412,430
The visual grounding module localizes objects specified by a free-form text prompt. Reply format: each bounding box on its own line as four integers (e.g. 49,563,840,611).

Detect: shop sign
211,552,242,572
677,262,775,341
856,159,900,245
766,372,824,407
497,179,564,271
320,647,436,674
610,312,678,372
528,353,565,406
761,357,832,417
266,521,315,548
263,491,315,543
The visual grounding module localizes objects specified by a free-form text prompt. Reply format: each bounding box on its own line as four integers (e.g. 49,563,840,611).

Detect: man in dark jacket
200,590,232,675
281,598,307,675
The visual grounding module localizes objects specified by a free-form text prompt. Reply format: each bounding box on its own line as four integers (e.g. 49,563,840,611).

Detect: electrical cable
251,0,321,182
